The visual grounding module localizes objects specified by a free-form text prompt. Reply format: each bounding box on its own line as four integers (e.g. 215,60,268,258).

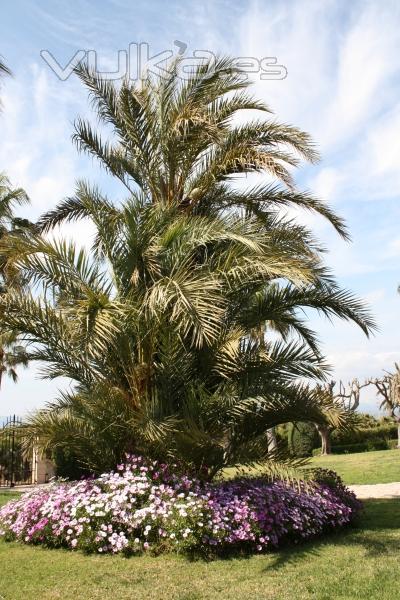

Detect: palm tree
0,173,30,293
45,58,347,234
0,57,375,476
0,174,30,391
0,330,28,389
0,57,11,112
0,58,11,77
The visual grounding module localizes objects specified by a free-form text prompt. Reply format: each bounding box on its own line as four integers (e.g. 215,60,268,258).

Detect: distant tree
315,379,369,454
370,365,400,449
356,413,380,428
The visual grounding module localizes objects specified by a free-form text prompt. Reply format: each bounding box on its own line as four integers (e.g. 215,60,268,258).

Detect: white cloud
239,0,400,198
363,289,386,305
385,238,400,258
237,1,400,285
311,167,344,204
321,3,400,150
0,64,82,220
328,350,399,374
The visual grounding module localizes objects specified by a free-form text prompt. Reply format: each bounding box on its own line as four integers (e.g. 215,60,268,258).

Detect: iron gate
0,415,32,487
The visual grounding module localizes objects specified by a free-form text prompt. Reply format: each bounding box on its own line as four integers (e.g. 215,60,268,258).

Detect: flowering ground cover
1,494,399,600
0,456,360,557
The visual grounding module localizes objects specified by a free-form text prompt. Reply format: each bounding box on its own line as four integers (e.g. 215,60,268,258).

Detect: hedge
312,439,397,456
331,424,398,446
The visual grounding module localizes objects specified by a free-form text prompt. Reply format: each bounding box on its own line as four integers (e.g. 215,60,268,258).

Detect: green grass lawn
225,448,400,485
309,449,400,485
0,450,399,600
0,492,399,600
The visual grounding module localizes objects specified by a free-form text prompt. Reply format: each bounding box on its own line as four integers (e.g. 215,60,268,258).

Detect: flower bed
0,456,361,556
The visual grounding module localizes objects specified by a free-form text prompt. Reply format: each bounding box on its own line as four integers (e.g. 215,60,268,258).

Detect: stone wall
32,447,56,484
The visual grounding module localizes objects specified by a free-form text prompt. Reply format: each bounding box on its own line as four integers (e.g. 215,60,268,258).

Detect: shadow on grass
262,499,400,572
359,498,400,529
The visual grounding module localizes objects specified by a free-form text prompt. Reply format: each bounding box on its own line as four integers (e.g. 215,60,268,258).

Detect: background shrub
302,420,398,456
52,448,92,480
288,422,319,457
388,439,399,449
319,441,390,455
331,424,397,446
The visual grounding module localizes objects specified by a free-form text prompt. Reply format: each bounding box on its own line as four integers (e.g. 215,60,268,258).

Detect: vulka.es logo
40,41,288,82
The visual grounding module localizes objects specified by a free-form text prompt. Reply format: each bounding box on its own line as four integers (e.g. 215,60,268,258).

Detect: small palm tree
0,57,375,476
0,331,28,389
0,172,30,293
0,174,30,391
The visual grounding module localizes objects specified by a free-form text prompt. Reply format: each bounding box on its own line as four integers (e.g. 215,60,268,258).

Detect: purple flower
0,455,361,556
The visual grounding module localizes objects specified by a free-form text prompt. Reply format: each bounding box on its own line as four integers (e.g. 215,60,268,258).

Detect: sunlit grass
1,451,399,599
224,448,400,485
309,449,400,484
0,495,399,600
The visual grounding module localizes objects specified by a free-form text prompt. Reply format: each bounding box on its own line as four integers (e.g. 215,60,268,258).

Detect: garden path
349,482,400,499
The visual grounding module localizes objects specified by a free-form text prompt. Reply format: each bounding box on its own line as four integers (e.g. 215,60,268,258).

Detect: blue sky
0,0,399,416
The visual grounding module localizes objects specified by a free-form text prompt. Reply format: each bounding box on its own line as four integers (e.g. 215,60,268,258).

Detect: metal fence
0,415,32,487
